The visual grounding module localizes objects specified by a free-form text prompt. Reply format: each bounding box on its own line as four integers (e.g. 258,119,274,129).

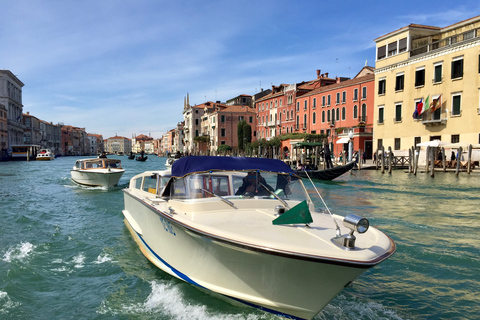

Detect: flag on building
419,94,430,115
431,94,442,112
414,97,423,119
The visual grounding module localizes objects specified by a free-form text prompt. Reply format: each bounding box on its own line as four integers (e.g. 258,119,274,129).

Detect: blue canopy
171,156,294,177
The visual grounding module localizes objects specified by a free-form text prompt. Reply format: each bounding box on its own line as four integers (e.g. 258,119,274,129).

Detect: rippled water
1,156,479,320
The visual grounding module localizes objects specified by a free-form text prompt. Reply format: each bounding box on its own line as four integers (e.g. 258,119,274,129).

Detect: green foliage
193,135,209,143
217,144,232,153
277,133,326,142
237,120,251,150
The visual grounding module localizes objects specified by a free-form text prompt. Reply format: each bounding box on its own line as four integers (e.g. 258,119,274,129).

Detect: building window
434,63,443,83
395,73,404,91
221,141,225,145
353,88,358,101
394,138,401,150
312,112,316,124
221,115,225,123
303,114,307,129
290,110,293,119
414,136,421,147
327,95,331,106
361,104,367,122
378,78,386,95
353,105,358,119
377,138,383,149
296,115,299,129
327,110,331,122
336,108,339,121
304,100,307,110
322,110,325,123
378,106,384,124
451,134,460,143
451,57,463,79
342,107,346,120
296,102,300,112
362,87,367,100
239,116,244,121
195,130,199,137
377,45,386,60
395,103,402,122
249,116,253,123
313,98,317,109
415,68,425,87
221,128,226,137
399,38,407,53
336,92,340,104
342,91,346,103
322,96,325,107
388,41,397,56
452,94,461,116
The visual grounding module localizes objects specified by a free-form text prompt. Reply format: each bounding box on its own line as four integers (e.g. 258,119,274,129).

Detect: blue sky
2,1,479,139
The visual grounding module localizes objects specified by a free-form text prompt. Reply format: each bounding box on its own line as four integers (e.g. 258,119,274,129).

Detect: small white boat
122,156,395,320
71,158,125,187
36,149,55,161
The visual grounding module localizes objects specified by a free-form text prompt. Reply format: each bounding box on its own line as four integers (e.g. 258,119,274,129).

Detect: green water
1,156,479,319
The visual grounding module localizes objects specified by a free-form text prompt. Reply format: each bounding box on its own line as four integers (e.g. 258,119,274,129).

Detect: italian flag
418,94,430,115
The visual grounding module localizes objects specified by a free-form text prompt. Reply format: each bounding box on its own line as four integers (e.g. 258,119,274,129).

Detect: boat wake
2,242,36,263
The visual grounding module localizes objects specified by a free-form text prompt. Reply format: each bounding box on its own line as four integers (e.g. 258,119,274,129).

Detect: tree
237,120,251,151
217,144,232,155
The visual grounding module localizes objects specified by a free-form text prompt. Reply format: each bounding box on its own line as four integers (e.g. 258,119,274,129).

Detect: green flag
272,200,313,225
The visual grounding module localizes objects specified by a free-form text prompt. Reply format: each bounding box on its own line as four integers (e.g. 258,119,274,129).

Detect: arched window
342,107,346,120
303,114,307,128
353,105,358,119
361,103,367,122
327,110,331,122
336,108,340,121
312,112,316,124
322,110,325,123
296,115,299,129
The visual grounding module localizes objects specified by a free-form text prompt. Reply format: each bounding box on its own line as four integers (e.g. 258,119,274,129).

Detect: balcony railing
410,28,480,58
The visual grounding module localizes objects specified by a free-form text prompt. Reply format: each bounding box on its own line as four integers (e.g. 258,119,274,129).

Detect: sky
2,1,480,139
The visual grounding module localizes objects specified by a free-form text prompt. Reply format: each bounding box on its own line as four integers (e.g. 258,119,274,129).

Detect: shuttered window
378,45,386,60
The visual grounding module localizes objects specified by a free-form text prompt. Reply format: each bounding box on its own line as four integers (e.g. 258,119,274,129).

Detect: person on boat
235,171,274,197
99,152,107,158
323,139,333,169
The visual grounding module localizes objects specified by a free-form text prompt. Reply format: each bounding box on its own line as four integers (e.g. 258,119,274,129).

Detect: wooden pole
388,147,392,174
455,147,462,176
467,144,472,174
442,147,446,172
375,149,379,170
430,147,435,178
414,148,419,175
425,146,430,172
381,146,385,174
408,148,412,173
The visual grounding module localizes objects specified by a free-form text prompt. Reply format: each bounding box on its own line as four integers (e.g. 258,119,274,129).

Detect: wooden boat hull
295,161,355,180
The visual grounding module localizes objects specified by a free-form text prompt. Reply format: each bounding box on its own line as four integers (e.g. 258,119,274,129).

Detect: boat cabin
74,158,123,170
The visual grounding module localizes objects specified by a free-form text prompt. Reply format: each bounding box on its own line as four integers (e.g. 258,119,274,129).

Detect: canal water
0,156,479,320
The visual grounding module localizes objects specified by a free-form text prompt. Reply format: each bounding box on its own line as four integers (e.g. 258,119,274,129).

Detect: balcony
410,28,480,58
422,118,447,126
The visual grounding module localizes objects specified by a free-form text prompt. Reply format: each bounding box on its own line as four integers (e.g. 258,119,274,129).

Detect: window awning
336,137,350,144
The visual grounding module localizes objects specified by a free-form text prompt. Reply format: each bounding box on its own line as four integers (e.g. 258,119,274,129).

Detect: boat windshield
169,171,310,202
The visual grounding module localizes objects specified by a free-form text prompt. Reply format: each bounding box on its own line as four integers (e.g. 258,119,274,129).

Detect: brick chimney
316,70,320,79
325,72,329,78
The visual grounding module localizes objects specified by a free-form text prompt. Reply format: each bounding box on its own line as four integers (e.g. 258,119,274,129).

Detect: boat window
134,177,142,190
171,174,231,199
143,174,157,194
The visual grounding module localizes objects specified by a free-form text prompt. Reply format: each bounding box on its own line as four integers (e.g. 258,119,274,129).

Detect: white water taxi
122,156,395,320
36,149,55,161
71,158,125,187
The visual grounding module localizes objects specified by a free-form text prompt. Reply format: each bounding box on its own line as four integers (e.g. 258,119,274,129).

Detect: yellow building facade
374,15,480,152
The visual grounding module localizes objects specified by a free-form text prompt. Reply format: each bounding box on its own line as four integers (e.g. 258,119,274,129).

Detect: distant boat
36,149,55,161
128,152,135,160
71,158,125,187
294,161,356,180
136,155,148,162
